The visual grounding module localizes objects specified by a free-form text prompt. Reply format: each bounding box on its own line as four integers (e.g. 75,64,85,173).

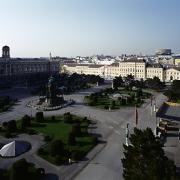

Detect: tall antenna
49,52,52,61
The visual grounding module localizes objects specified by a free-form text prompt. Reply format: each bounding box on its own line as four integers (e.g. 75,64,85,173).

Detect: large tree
145,77,164,90
122,128,178,180
113,76,124,89
165,80,180,102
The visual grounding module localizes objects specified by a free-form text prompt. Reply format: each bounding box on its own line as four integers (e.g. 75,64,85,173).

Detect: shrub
7,120,17,133
136,88,143,97
4,131,11,138
63,112,73,123
54,155,63,165
35,112,44,122
72,123,81,137
104,105,109,109
35,168,45,179
44,135,53,142
21,115,31,129
92,136,98,145
50,140,64,156
83,116,87,122
9,158,28,180
136,97,141,104
2,122,8,128
51,116,55,121
68,132,76,145
38,148,45,155
120,98,126,106
71,150,85,161
27,129,37,135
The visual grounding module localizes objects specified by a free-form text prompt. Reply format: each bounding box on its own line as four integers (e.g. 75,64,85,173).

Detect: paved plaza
1,85,179,180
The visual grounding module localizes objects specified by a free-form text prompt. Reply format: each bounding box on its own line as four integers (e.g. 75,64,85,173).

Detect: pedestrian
69,158,72,164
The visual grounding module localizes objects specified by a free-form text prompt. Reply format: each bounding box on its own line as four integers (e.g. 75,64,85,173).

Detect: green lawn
32,116,96,165
85,88,150,110
0,114,96,165
32,120,72,143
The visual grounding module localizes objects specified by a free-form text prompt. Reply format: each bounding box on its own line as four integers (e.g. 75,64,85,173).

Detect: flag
135,106,138,126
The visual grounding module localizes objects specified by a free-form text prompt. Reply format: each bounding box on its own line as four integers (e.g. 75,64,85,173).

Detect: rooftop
123,58,145,63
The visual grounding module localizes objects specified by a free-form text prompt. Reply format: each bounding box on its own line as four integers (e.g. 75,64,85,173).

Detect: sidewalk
163,130,180,167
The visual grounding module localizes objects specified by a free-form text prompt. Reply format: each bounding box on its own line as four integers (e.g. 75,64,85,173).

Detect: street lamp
125,123,129,146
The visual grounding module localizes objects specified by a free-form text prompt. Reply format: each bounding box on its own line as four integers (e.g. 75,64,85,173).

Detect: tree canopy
165,80,180,102
122,128,178,180
145,77,164,90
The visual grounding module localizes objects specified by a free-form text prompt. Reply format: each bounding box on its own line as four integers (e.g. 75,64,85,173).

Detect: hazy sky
0,0,180,57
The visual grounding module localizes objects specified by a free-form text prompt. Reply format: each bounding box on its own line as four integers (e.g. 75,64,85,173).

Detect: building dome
2,45,10,58
2,45,10,51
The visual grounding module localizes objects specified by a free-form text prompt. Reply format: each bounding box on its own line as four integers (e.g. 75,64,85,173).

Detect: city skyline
0,0,180,57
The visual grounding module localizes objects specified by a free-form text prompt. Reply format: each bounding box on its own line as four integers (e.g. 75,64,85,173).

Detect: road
0,86,167,180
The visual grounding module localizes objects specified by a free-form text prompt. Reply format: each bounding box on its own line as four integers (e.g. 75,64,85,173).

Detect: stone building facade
0,46,59,77
61,58,180,82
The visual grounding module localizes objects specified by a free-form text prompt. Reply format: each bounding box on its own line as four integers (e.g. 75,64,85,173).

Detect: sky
0,0,180,57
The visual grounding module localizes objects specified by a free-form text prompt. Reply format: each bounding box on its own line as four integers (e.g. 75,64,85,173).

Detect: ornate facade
0,46,59,77
61,59,180,82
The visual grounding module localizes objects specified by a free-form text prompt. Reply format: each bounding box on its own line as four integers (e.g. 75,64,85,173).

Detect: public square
1,83,178,180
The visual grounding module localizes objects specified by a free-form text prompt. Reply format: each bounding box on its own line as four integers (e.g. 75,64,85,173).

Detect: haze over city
0,0,180,57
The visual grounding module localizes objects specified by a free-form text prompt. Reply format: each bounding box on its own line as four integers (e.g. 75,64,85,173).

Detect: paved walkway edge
64,142,106,180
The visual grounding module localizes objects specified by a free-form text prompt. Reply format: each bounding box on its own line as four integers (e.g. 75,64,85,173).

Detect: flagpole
135,105,138,127
150,95,153,115
125,123,129,146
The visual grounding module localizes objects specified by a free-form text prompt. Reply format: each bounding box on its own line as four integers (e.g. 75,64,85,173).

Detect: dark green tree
63,112,73,123
113,76,124,89
72,123,81,137
68,132,76,145
122,128,178,180
21,115,31,129
10,159,28,180
164,80,180,102
145,77,164,90
35,112,44,122
120,98,126,106
136,88,143,98
7,120,17,133
50,140,64,156
111,100,116,109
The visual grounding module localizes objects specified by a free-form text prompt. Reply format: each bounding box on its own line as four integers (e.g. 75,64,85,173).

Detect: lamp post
125,123,129,146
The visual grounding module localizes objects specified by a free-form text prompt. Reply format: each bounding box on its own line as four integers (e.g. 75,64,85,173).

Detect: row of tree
0,96,15,112
113,75,165,90
33,73,104,96
0,112,46,137
164,80,180,102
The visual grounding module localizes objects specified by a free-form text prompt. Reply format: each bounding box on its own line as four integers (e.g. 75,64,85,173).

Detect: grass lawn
84,88,151,110
0,114,97,165
32,119,72,143
32,115,96,165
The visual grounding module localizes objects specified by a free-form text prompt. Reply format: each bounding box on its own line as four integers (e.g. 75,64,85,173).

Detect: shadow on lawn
44,119,62,123
31,123,46,128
